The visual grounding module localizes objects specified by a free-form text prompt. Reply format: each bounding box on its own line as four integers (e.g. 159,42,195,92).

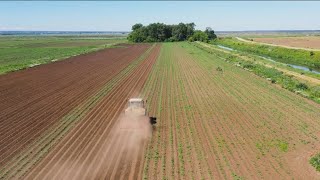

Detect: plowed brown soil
23,44,161,179
0,43,153,178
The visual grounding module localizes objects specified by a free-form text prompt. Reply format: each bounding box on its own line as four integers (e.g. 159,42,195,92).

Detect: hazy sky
1,1,319,31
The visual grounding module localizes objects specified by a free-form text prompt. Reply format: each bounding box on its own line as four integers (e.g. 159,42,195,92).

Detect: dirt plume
115,112,152,155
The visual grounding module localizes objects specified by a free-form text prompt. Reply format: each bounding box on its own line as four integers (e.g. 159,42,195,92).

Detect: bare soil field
253,36,320,50
0,43,153,179
22,44,160,180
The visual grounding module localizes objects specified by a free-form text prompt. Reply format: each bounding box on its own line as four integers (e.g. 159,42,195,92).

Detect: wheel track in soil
23,46,159,178
0,44,150,170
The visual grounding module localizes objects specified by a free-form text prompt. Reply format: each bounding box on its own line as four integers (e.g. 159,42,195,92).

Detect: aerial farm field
1,40,320,179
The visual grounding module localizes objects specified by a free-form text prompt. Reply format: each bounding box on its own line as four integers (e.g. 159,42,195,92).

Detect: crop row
141,42,320,179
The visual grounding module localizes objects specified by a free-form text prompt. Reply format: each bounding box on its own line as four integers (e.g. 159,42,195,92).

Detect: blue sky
1,1,319,31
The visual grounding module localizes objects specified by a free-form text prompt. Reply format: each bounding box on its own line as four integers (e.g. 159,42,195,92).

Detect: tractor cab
124,98,157,126
128,98,144,108
125,98,146,116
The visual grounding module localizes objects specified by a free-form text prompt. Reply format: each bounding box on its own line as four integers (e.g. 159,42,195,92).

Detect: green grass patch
256,139,289,155
310,153,320,172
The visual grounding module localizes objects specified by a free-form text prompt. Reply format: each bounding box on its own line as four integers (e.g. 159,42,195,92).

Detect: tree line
127,22,217,43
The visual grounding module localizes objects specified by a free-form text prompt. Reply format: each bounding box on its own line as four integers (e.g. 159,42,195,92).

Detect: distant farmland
0,36,126,74
252,36,320,50
0,41,319,179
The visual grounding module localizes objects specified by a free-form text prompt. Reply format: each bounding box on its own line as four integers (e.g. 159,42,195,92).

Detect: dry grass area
253,36,320,50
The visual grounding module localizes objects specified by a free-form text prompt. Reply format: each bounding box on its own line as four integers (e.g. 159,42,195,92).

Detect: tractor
125,98,157,126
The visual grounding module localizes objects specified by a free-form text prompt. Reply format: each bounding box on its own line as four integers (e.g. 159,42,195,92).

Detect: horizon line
1,29,320,32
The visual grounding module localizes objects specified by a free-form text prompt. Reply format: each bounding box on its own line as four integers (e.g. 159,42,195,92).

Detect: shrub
243,63,255,69
310,51,315,57
216,67,223,71
310,86,320,98
296,83,309,90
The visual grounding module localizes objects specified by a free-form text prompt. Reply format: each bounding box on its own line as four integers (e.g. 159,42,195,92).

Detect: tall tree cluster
128,22,216,43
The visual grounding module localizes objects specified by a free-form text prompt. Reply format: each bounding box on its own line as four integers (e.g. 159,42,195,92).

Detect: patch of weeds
310,153,320,171
277,140,289,152
256,139,289,155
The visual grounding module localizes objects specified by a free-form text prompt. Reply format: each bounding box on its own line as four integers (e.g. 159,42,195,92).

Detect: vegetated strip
0,44,151,178
194,42,320,104
214,37,320,71
201,42,320,83
23,44,161,180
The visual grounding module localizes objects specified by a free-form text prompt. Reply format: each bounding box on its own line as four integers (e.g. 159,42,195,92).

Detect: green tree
127,22,213,43
205,27,217,40
190,30,209,42
172,23,195,41
132,23,143,31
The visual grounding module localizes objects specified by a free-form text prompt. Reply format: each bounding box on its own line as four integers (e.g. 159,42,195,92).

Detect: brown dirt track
0,43,158,179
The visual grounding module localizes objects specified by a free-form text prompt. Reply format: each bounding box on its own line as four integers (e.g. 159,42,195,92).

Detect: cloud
0,26,29,31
